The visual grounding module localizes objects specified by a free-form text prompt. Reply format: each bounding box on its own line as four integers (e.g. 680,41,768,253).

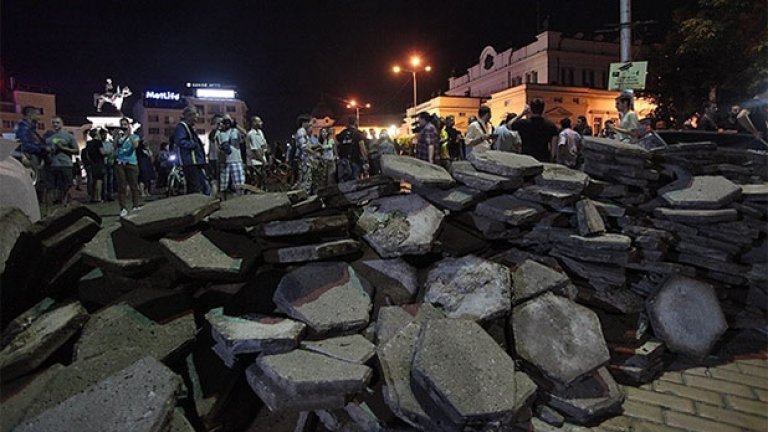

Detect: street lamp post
393,56,431,109
345,100,371,125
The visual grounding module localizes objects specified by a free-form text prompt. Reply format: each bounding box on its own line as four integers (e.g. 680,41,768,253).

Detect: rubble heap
0,137,766,431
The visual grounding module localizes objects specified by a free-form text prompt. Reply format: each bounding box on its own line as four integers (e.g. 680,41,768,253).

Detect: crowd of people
11,90,767,216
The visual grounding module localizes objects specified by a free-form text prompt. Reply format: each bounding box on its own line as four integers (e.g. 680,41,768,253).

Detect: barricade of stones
0,136,765,431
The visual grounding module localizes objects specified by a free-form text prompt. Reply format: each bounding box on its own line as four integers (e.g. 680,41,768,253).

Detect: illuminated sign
186,82,223,88
195,88,236,99
145,91,181,101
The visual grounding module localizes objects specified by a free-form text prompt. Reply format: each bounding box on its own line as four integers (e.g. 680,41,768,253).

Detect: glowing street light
392,57,431,109
346,99,371,125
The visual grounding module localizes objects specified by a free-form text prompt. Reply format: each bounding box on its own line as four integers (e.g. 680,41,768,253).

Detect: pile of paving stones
0,135,766,432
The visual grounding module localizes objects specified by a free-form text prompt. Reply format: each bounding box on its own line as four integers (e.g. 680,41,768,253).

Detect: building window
226,105,236,113
164,116,172,124
2,120,12,128
531,71,538,84
148,115,159,123
553,97,563,103
458,112,466,117
38,108,44,114
37,123,45,130
149,128,160,135
573,98,581,104
195,105,205,114
210,105,223,114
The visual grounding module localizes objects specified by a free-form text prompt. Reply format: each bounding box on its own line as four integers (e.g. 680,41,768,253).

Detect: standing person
207,114,223,192
414,112,440,164
114,118,141,217
464,106,495,155
600,120,618,139
81,131,93,198
722,105,745,133
14,106,49,203
377,129,396,157
335,116,368,182
174,106,207,194
100,129,116,201
510,99,559,162
574,116,593,137
44,117,79,205
444,115,463,161
246,116,268,187
607,95,640,143
137,141,155,196
556,118,582,168
85,129,106,203
737,88,768,140
698,102,719,131
215,114,245,198
294,114,319,193
318,127,337,187
493,113,523,153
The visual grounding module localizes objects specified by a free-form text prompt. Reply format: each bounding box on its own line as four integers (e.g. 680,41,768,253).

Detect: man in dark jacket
173,106,206,194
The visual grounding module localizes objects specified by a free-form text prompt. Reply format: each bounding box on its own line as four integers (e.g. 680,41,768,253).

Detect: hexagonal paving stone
356,194,445,258
646,275,727,360
512,292,610,385
468,150,544,178
661,176,741,209
425,255,511,321
120,194,220,237
380,155,455,188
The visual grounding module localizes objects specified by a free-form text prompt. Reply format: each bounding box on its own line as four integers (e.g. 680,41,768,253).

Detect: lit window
226,105,236,113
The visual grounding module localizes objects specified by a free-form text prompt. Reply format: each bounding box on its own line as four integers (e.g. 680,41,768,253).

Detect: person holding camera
214,114,245,198
115,117,141,217
464,105,495,155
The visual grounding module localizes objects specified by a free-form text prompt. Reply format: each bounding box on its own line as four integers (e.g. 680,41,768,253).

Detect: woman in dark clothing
136,141,156,196
85,129,105,202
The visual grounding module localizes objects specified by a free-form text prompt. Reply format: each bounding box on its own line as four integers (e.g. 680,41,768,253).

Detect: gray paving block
576,199,606,237
512,260,570,305
546,367,624,425
468,150,544,178
301,334,376,364
208,193,292,229
380,154,455,188
425,255,511,321
415,184,485,211
160,232,253,280
475,195,546,226
535,163,590,193
512,293,610,385
81,223,165,276
205,307,305,357
450,160,523,191
274,262,372,336
121,193,220,237
260,215,349,238
263,239,361,264
661,176,742,209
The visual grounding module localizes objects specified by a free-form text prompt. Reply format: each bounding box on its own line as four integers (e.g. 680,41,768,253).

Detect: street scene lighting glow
195,88,236,99
425,66,432,72
410,56,421,67
365,103,371,108
393,66,401,73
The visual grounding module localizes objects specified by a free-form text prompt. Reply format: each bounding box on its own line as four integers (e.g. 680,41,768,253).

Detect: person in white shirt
246,116,267,188
608,94,640,143
493,113,523,153
556,118,582,168
215,114,244,198
464,105,495,155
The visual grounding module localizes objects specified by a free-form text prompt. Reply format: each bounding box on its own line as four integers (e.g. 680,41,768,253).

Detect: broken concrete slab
356,194,445,258
74,304,196,363
411,319,537,430
0,301,88,383
246,349,372,411
121,193,220,237
260,215,349,238
301,334,376,364
205,307,305,357
424,255,511,321
514,185,580,209
450,160,522,191
582,136,652,158
415,184,485,212
1,297,56,348
653,207,739,224
160,232,253,280
263,239,361,264
375,303,444,345
357,258,419,304
208,193,292,230
81,223,165,276
546,367,624,425
40,216,100,258
15,356,181,432
474,195,546,226
274,262,372,336
646,275,728,360
0,363,66,431
661,176,741,209
513,293,610,385
535,163,590,193
380,154,455,188
0,207,31,275
468,150,544,178
576,199,606,237
512,260,570,305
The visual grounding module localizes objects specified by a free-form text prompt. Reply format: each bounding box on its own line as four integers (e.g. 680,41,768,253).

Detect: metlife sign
143,90,186,108
145,90,180,101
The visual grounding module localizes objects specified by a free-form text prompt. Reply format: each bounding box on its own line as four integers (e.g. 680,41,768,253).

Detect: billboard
608,61,648,91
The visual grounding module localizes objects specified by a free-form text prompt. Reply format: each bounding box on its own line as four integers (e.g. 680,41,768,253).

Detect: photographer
214,114,245,198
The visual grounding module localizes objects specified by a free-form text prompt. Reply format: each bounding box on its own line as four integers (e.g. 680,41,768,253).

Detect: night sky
2,0,686,138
